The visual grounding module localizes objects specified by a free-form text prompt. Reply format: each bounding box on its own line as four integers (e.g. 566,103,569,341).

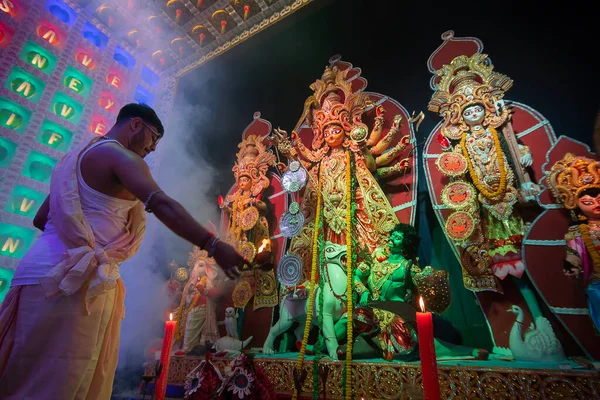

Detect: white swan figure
507,305,565,362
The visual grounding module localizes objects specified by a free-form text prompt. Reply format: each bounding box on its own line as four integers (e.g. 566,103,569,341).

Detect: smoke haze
114,71,224,393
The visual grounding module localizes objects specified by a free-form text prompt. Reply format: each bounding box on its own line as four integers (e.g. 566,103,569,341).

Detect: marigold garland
344,150,353,400
460,126,507,200
229,197,240,243
292,171,323,400
580,224,600,273
312,225,325,400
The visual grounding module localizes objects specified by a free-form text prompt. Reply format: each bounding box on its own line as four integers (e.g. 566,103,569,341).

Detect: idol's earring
570,210,579,221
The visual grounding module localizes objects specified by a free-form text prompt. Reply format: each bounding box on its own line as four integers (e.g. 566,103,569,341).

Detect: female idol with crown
428,53,539,293
270,62,418,394
220,134,279,309
271,65,410,261
548,154,600,330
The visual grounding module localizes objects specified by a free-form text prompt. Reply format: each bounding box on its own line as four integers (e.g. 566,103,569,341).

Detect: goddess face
578,193,600,221
462,104,486,127
323,124,345,147
238,175,252,192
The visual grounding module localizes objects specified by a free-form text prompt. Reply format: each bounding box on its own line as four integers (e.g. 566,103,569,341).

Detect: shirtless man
0,103,243,399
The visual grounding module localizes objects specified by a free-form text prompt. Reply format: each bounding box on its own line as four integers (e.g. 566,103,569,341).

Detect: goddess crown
547,153,600,210
429,53,513,140
229,134,276,198
307,66,370,149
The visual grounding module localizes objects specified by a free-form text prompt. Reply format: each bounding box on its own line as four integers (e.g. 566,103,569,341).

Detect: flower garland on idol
312,220,325,400
292,169,323,400
343,150,354,399
460,126,507,200
292,151,356,400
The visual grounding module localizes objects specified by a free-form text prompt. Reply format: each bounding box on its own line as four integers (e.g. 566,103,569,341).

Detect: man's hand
212,240,244,279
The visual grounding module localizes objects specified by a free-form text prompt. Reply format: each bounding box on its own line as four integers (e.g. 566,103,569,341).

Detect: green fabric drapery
416,166,494,350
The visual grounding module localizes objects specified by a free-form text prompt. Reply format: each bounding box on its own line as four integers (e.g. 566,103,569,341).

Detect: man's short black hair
116,103,164,135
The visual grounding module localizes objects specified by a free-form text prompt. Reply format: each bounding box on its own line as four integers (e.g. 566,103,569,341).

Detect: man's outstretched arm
113,150,243,275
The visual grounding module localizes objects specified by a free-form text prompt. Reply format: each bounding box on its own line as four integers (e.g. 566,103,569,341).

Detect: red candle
416,297,440,400
155,313,177,400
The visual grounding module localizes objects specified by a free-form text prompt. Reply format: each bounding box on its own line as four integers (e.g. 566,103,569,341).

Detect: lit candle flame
169,312,173,321
258,238,269,253
419,296,425,313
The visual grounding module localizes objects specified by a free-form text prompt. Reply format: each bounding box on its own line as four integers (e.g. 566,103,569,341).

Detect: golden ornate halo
436,152,468,177
445,210,476,242
238,241,257,263
350,125,368,143
441,181,476,210
174,267,190,282
232,280,253,308
239,206,259,231
441,125,463,141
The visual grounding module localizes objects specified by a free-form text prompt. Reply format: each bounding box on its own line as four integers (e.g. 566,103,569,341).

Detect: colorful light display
63,66,93,97
5,185,46,217
0,21,15,49
37,120,73,152
89,114,109,136
0,0,27,22
50,92,83,123
0,137,17,168
0,268,14,301
0,97,32,133
0,0,166,279
6,66,46,102
82,20,108,50
22,151,57,183
74,48,96,70
45,0,77,27
36,22,64,48
0,0,303,290
0,223,36,259
20,41,58,74
98,92,118,113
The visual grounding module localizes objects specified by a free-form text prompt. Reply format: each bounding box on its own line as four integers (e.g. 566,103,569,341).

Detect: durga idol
272,65,411,266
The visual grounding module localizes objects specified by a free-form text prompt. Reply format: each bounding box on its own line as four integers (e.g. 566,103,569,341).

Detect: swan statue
507,305,565,362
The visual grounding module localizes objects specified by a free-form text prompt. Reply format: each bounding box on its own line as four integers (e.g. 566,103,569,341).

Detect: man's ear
129,117,142,132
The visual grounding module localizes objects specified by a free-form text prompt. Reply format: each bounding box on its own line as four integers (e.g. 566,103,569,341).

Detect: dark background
172,0,598,348
177,0,598,182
